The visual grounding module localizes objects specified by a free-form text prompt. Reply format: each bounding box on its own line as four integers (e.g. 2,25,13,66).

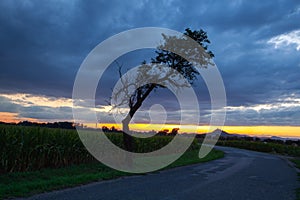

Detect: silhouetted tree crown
151,28,214,85
113,28,214,151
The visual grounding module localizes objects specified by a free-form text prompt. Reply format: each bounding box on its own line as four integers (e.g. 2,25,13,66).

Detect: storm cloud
0,0,300,126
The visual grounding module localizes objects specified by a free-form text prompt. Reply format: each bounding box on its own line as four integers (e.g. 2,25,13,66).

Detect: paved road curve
20,147,298,200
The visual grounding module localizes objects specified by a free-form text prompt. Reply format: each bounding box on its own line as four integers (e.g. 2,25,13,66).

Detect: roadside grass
290,159,300,200
217,140,300,157
0,149,224,199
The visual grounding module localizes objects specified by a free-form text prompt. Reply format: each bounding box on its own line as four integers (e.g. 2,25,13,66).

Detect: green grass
166,149,224,169
290,159,300,200
0,149,224,199
217,140,300,157
0,124,199,173
0,124,223,199
291,159,300,169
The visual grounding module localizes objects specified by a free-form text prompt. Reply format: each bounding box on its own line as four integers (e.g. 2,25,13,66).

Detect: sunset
1,0,300,199
1,92,299,138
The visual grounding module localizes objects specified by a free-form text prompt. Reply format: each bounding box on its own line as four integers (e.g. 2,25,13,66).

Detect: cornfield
0,124,198,174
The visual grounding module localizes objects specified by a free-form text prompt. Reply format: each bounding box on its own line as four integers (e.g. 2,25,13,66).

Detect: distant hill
205,128,300,141
207,128,248,138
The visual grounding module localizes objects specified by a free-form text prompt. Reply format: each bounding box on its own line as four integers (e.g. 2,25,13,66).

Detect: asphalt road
20,146,298,200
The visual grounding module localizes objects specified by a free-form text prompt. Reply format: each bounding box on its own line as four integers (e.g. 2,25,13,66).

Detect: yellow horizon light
85,123,300,138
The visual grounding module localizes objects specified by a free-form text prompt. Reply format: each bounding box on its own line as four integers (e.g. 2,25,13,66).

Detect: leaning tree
112,28,214,152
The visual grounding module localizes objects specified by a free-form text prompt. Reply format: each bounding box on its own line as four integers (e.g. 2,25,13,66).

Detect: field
0,124,199,174
0,124,224,199
0,124,94,173
217,140,300,157
290,159,300,200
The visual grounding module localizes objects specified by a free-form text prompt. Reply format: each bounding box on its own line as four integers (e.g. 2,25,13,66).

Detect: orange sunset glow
1,92,300,139
0,112,38,123
92,123,300,138
1,110,299,138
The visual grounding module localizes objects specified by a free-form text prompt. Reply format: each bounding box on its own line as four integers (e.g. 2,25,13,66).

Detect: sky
0,0,300,137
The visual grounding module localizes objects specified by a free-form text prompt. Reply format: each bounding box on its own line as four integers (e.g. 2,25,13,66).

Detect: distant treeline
0,121,78,129
0,121,181,136
101,126,180,136
1,121,298,147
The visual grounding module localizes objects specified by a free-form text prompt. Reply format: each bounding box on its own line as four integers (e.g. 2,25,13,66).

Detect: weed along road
20,147,298,200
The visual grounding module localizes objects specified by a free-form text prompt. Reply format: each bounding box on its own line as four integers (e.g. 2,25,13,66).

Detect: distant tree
110,126,117,132
170,128,179,136
158,129,169,136
102,126,109,132
254,137,261,142
163,129,169,133
285,140,294,145
18,121,32,126
15,121,76,129
57,122,75,129
244,136,253,141
112,28,214,151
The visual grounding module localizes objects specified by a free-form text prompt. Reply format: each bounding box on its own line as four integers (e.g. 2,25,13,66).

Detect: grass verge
0,149,224,199
217,140,300,157
290,159,300,200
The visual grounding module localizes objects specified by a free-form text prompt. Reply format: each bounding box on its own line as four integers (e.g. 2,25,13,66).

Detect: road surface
20,146,298,200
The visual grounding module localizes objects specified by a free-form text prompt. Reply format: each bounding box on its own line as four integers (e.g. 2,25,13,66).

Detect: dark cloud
0,0,300,125
18,106,73,120
0,96,21,112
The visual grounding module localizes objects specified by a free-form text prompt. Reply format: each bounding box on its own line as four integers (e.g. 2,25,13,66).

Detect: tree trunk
121,84,156,152
122,117,134,152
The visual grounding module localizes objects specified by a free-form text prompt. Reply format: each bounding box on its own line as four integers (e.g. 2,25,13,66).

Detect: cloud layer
0,0,300,126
